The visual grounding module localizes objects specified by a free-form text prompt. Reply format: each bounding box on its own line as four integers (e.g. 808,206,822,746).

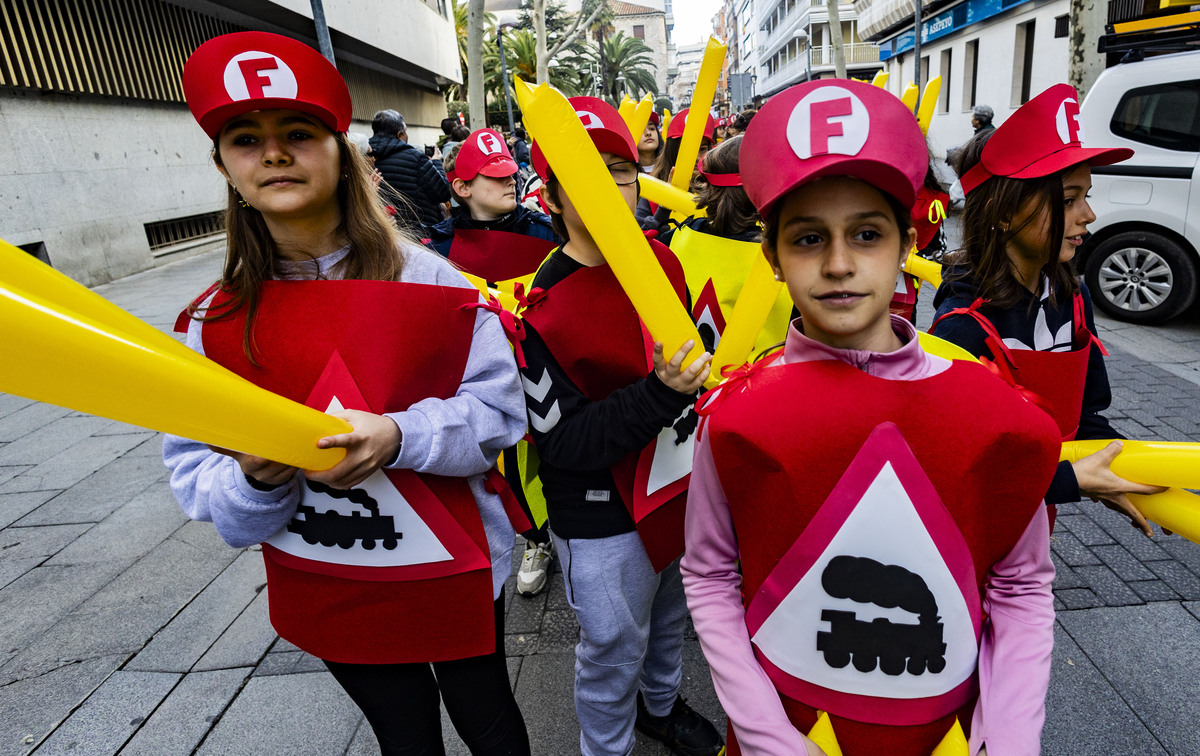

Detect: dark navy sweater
931,270,1119,505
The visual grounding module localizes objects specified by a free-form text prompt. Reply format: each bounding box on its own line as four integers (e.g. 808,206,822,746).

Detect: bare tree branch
547,0,607,60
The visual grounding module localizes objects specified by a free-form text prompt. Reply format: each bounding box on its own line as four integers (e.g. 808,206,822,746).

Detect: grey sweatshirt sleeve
386,248,527,475
162,305,302,548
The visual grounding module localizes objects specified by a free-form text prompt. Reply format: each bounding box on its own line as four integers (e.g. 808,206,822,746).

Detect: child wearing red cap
518,97,724,756
682,79,1062,755
931,84,1163,536
425,128,561,598
638,113,663,173
164,32,530,755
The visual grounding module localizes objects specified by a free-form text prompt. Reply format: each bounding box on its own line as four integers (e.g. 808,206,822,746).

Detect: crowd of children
167,30,1158,756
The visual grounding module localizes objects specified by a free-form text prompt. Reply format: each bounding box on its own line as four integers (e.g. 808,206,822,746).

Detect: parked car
1078,50,1200,324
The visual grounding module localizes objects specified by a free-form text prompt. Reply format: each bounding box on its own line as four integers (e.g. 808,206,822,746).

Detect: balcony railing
810,42,881,66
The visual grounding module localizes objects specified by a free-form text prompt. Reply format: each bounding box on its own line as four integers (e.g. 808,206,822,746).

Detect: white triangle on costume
696,305,723,348
751,461,977,699
265,396,454,567
645,407,695,496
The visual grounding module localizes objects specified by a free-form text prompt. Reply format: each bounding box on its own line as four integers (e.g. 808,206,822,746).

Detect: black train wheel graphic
286,482,404,551
815,555,948,677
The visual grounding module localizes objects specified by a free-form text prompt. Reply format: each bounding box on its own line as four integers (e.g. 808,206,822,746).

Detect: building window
1012,20,1036,106
144,211,225,256
963,39,979,111
920,55,930,91
1055,15,1069,38
634,25,645,39
940,48,952,114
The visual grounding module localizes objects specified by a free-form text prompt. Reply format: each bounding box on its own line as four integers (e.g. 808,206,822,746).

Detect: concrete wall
883,0,1069,160
0,90,223,286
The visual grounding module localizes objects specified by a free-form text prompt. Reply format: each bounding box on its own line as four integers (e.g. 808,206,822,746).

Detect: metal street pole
913,0,922,114
497,25,516,131
310,0,336,66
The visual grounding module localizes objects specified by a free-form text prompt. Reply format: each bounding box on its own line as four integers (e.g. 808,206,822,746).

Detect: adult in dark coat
369,109,451,228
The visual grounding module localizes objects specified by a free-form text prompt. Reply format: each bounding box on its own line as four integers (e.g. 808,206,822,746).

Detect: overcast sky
670,0,724,48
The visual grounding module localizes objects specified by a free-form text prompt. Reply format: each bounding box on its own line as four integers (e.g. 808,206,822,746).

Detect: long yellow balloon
901,81,919,112
871,70,890,88
1128,488,1200,543
637,173,699,216
707,251,782,388
807,711,843,756
661,108,672,134
903,249,943,289
917,76,942,136
0,282,350,470
514,77,705,365
2,239,207,366
617,93,634,123
671,36,726,192
624,94,655,143
1060,439,1200,490
930,718,969,756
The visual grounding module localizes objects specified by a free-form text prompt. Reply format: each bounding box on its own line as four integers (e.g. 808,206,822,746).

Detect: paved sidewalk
0,249,1198,755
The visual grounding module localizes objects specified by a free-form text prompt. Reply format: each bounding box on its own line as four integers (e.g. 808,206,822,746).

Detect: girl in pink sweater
681,79,1061,756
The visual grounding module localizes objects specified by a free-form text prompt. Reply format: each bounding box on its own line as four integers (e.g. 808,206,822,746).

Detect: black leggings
324,598,530,756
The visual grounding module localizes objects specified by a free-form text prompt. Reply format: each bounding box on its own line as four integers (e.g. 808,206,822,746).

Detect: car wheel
1084,231,1198,324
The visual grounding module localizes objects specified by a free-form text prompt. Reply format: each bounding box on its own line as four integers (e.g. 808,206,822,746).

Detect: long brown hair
191,130,410,361
693,136,760,240
949,130,1076,309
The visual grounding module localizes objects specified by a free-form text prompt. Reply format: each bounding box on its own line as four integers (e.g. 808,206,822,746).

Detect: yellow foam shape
707,251,785,388
917,331,980,363
624,94,655,142
918,76,941,136
903,249,943,289
901,81,919,111
807,711,843,756
930,717,969,756
871,70,890,88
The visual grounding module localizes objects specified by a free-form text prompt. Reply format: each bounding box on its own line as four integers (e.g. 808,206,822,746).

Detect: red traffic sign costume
448,229,557,284
199,280,495,664
700,356,1060,754
521,241,693,571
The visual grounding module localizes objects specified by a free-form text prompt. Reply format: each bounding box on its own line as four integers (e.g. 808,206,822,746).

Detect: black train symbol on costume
815,555,947,676
287,479,404,551
673,408,699,446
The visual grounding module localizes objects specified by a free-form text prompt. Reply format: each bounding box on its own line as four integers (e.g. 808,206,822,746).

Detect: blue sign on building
879,0,1032,60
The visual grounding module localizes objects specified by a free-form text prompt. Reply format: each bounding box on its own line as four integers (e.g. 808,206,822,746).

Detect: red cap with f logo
449,128,519,182
741,79,927,218
530,96,638,180
183,32,352,139
958,83,1133,195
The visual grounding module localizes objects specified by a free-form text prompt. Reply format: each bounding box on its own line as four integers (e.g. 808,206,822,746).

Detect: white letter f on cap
787,87,870,160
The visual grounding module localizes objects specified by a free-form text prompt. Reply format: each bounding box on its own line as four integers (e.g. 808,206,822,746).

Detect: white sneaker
516,539,554,597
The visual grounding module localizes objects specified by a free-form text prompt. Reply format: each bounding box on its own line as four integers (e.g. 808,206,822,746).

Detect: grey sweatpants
551,529,687,756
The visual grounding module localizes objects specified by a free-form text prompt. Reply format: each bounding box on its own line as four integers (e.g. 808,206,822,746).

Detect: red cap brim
962,145,1135,194
476,155,520,178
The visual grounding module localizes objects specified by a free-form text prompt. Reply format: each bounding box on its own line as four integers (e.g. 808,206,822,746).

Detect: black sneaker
635,692,725,756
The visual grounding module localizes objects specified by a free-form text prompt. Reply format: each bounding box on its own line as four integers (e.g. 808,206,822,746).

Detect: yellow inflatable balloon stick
870,70,890,88
617,93,634,123
0,241,350,470
806,711,844,756
624,94,655,144
1128,488,1200,544
903,249,943,290
930,718,969,756
917,76,942,136
901,80,919,112
707,251,787,388
661,108,672,134
513,78,706,367
916,331,980,363
637,173,699,216
1060,439,1200,492
671,36,727,193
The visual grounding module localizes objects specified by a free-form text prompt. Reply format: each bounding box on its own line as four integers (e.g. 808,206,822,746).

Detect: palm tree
486,28,585,97
585,31,658,103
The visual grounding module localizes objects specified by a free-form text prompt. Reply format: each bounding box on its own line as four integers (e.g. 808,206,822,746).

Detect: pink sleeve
681,431,810,755
968,504,1056,756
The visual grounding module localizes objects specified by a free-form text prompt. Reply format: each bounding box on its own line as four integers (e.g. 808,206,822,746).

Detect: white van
1078,50,1200,324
